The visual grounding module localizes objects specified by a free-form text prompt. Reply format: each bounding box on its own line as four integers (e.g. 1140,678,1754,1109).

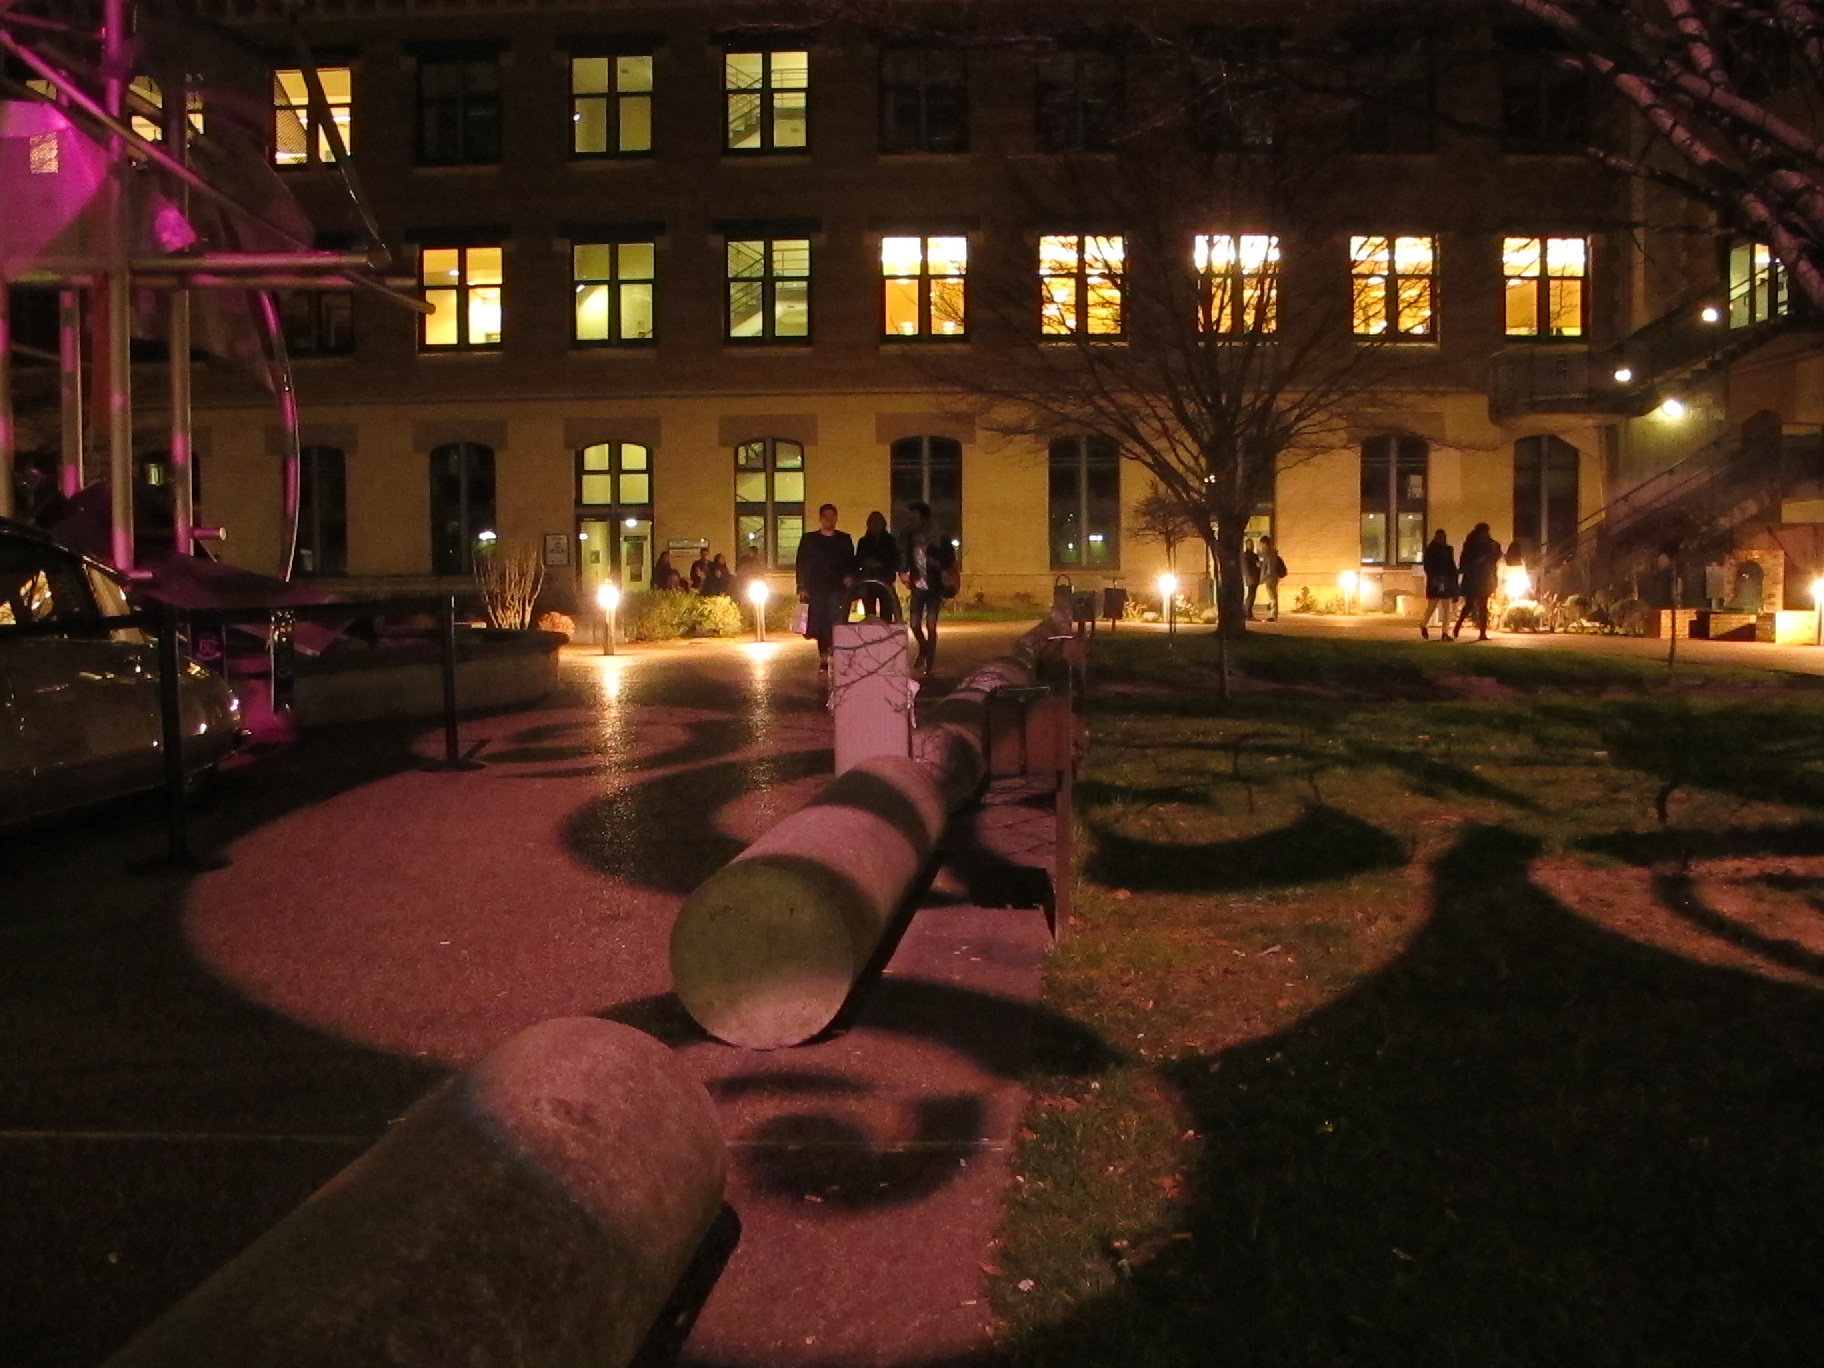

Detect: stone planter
290,628,564,727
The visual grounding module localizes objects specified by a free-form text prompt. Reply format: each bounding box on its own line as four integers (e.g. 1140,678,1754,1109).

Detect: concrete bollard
103,1018,728,1368
670,753,948,1049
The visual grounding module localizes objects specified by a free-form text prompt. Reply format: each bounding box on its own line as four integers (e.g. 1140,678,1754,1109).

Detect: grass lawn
991,631,1824,1367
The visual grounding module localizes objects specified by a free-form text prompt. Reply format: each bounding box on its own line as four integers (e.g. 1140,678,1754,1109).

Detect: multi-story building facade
10,1,1823,618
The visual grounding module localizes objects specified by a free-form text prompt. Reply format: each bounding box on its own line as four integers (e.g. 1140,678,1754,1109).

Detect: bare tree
1496,0,1824,307
1130,481,1203,572
930,97,1427,637
474,542,546,631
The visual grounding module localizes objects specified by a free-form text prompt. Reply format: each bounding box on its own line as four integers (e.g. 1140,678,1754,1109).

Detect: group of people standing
1420,523,1506,641
795,501,957,675
652,546,763,598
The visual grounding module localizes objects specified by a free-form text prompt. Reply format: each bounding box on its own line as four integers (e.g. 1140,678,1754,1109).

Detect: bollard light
1503,565,1533,602
1811,576,1824,646
597,581,621,656
1339,569,1358,613
1157,572,1179,644
747,576,770,642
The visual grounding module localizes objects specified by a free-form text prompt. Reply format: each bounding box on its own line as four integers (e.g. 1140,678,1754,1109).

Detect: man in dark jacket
899,501,955,674
795,502,855,670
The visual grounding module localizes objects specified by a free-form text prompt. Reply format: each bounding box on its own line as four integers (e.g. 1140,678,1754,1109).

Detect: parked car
0,518,242,826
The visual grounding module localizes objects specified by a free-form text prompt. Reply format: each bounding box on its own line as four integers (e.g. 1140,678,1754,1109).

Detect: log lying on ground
670,753,948,1048
103,1018,728,1368
670,605,1073,1049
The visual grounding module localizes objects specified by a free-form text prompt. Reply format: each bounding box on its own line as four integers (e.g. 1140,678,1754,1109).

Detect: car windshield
0,540,100,631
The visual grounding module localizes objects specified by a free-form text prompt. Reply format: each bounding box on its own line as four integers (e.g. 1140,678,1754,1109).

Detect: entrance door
576,516,654,604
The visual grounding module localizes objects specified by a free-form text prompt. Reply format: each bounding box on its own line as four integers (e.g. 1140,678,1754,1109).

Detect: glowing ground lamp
1811,576,1824,646
1157,571,1179,642
1502,564,1534,603
747,576,770,642
1338,569,1358,614
597,580,621,656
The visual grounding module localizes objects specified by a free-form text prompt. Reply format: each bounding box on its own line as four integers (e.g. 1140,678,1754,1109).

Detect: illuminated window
571,54,652,156
297,446,348,577
1503,235,1586,337
880,49,966,153
726,238,810,341
274,66,352,166
1195,234,1278,335
121,76,203,143
1039,235,1125,337
1049,436,1120,568
576,442,651,510
725,50,808,152
429,442,495,574
1728,242,1790,328
573,242,655,344
279,291,354,357
418,56,501,165
1035,50,1123,153
735,439,805,569
890,437,963,550
420,245,504,349
1351,235,1435,337
1512,434,1578,556
880,236,967,339
1360,436,1427,566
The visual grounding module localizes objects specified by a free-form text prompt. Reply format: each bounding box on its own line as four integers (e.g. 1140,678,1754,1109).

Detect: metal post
102,0,134,572
157,603,191,865
441,594,461,766
166,77,194,557
0,285,14,520
59,289,84,497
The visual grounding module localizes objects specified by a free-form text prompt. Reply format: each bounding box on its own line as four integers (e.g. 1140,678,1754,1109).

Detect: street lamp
1157,572,1179,644
747,576,770,642
597,581,620,656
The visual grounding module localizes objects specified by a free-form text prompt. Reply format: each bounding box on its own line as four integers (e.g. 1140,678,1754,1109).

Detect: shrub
1502,602,1543,632
1613,598,1653,636
691,594,744,637
536,610,575,641
622,589,699,641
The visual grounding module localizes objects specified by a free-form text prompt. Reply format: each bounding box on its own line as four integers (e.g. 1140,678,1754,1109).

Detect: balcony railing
1487,346,1637,423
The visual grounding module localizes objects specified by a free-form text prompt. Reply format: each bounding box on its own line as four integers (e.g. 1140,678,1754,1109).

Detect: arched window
428,442,496,574
1512,435,1578,556
1048,436,1119,568
1360,436,1427,566
734,438,804,569
889,436,962,550
297,445,348,576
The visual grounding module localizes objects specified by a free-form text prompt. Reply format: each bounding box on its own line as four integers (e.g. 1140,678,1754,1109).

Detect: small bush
1502,602,1543,632
536,611,575,640
692,594,744,637
622,589,699,641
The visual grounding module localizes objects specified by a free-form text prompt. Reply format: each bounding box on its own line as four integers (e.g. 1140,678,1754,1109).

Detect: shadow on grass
1084,802,1408,893
1006,823,1824,1367
1342,739,1542,811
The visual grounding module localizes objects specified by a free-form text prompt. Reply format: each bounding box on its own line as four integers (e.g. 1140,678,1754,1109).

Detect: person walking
899,500,956,675
1419,528,1459,640
854,510,901,621
1242,538,1262,620
795,502,856,671
1257,534,1285,621
1452,522,1500,641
